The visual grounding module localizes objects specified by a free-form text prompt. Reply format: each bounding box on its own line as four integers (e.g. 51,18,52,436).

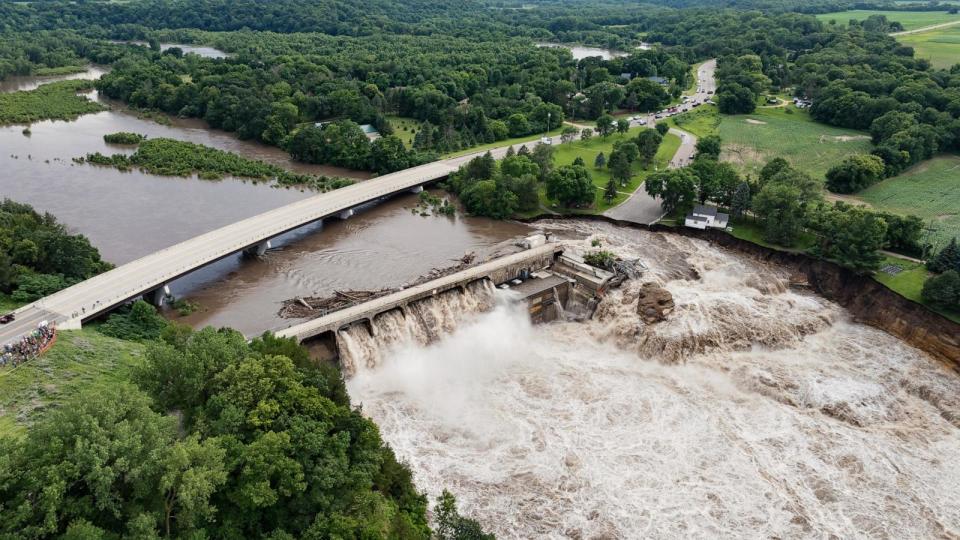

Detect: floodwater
535,42,629,60
0,70,528,336
347,220,960,539
0,65,109,93
1,84,373,264
112,41,230,59
172,197,530,335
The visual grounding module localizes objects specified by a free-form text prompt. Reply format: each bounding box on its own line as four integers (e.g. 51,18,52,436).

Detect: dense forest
0,199,111,304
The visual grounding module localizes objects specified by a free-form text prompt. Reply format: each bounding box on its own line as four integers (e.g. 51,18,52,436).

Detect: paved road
604,59,716,225
891,20,960,36
0,59,717,346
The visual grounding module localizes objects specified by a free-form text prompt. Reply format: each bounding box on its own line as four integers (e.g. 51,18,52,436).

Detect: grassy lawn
816,10,960,30
872,255,960,323
668,104,720,139
727,217,815,252
444,126,565,158
718,105,873,180
386,115,420,148
0,329,145,439
898,24,960,68
549,128,681,212
856,154,960,247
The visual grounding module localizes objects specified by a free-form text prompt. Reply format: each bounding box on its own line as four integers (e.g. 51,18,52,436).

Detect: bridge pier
145,284,171,307
243,240,272,258
410,185,424,194
338,208,354,220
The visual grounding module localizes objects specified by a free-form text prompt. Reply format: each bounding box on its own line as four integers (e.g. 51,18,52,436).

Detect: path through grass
816,10,960,30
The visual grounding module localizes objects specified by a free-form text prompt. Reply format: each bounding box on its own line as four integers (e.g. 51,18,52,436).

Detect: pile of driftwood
279,252,480,319
278,289,395,318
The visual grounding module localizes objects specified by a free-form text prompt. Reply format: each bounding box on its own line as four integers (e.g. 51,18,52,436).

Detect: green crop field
718,106,874,181
857,154,960,248
898,25,960,68
816,10,960,30
0,329,145,439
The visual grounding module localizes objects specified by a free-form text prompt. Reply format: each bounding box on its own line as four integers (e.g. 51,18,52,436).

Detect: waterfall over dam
344,220,960,539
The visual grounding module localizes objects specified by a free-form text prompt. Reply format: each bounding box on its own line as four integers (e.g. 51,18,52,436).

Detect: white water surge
347,222,960,538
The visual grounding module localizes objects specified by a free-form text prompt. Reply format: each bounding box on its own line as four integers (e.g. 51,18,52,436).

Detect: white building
684,205,729,230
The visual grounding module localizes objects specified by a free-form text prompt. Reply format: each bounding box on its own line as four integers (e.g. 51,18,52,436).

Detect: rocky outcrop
636,282,675,323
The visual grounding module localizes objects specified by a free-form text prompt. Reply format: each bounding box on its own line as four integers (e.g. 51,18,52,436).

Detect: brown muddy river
1,72,528,334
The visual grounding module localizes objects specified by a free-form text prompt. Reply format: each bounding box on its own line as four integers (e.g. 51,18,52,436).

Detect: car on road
540,136,553,145
0,313,15,324
637,118,647,125
654,114,663,119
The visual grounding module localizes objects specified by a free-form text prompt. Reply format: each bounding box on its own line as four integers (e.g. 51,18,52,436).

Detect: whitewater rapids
346,221,960,539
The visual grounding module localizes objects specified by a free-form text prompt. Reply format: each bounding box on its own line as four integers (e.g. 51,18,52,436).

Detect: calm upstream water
0,72,528,333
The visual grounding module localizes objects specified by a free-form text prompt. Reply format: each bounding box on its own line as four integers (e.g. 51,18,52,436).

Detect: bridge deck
2,159,460,345
276,243,562,342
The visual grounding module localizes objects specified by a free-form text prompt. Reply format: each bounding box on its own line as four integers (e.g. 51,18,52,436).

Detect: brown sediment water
170,197,531,336
0,92,372,264
346,220,960,539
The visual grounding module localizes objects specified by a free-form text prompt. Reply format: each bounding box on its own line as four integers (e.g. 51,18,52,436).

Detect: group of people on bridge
1,322,56,369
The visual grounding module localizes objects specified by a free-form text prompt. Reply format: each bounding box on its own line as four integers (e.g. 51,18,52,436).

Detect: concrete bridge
275,243,563,342
0,159,468,346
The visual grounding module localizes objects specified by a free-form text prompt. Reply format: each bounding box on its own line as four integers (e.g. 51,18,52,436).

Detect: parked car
638,118,647,125
540,136,553,145
0,313,14,324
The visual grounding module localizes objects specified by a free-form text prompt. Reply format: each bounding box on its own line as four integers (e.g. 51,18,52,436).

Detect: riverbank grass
872,255,960,323
0,79,106,124
0,329,145,439
445,126,565,158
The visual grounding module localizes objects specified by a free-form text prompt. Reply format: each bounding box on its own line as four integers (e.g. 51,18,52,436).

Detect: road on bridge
1,59,717,347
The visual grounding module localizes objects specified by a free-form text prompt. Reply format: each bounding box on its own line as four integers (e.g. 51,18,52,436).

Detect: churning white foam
346,223,960,538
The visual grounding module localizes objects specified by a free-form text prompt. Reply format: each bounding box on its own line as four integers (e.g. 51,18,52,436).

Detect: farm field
898,25,960,68
816,10,960,30
718,106,873,180
857,154,960,248
0,329,145,439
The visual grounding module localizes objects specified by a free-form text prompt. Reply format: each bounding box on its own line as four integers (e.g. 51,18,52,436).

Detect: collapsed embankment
523,214,960,368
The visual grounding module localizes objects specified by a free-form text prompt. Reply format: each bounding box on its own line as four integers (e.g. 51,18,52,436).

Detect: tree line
0,199,112,305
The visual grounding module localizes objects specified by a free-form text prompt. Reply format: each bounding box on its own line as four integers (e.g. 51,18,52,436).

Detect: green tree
752,183,805,246
369,135,410,174
655,122,669,136
462,179,518,219
546,164,594,207
580,128,593,141
928,237,960,273
825,154,885,193
608,151,632,186
507,113,530,137
806,204,888,273
433,490,495,540
595,114,615,138
530,144,555,182
717,82,756,114
921,270,960,310
604,179,618,203
634,129,663,168
695,134,722,160
616,118,630,135
644,169,698,216
560,126,579,144
594,152,606,169
731,181,752,218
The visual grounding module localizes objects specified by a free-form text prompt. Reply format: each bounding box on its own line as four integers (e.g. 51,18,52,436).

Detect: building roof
685,214,708,222
692,205,718,217
359,124,379,134
716,212,730,223
647,76,669,85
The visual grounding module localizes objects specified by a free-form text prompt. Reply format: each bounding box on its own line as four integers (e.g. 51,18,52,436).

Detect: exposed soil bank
524,214,960,367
